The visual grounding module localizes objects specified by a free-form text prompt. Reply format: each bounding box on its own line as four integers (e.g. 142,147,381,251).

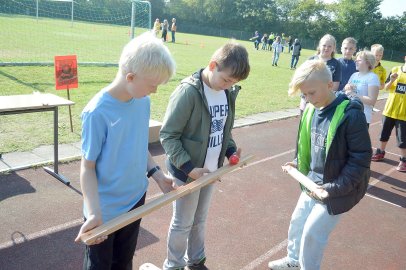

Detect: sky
322,0,406,17
379,0,406,17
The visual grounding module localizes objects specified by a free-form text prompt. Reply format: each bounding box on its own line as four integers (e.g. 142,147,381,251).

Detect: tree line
151,0,405,55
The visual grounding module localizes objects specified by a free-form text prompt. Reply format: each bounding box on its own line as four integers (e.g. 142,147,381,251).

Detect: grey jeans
163,178,215,270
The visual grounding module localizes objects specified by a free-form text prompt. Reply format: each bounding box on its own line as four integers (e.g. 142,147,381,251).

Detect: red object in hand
229,154,240,165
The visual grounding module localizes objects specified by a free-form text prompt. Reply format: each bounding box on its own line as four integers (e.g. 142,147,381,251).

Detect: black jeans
83,193,146,270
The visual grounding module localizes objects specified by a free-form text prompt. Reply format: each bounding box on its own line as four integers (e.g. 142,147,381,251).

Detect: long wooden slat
81,155,255,245
282,165,319,193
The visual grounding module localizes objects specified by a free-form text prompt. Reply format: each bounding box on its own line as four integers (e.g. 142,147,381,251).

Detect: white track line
365,194,401,208
240,239,288,270
367,166,402,207
0,218,82,250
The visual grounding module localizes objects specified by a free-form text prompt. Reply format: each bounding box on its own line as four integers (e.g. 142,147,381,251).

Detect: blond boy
269,60,371,270
371,44,387,90
75,33,176,269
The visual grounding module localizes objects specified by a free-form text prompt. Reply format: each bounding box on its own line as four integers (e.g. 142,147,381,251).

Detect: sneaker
397,157,406,172
268,257,300,269
371,149,385,161
185,258,208,270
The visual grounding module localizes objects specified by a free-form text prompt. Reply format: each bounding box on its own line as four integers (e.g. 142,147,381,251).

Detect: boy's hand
75,215,106,245
229,148,242,165
311,186,329,200
155,173,177,193
390,73,399,82
188,167,210,180
282,161,297,172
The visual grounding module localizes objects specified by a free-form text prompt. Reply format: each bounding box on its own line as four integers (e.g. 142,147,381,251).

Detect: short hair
316,34,336,58
356,50,376,70
212,41,250,81
371,44,384,53
342,37,357,47
119,32,176,84
288,60,332,96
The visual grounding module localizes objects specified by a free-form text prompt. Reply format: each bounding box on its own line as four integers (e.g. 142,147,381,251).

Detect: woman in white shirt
344,50,380,126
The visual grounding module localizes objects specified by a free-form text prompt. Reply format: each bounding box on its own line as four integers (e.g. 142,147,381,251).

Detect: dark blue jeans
83,193,146,270
291,55,299,68
171,31,175,42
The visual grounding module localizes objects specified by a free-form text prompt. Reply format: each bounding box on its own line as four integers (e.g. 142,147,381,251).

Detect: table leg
43,107,70,186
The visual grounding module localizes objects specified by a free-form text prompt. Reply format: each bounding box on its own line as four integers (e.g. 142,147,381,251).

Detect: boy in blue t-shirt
75,32,176,269
338,37,357,91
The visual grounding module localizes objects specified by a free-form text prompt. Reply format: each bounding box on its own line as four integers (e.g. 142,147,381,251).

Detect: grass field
0,15,402,153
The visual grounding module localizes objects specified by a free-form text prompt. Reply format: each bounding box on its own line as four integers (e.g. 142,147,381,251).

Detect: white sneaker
268,257,300,269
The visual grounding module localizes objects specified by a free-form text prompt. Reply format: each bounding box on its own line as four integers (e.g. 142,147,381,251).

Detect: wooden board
282,165,319,193
0,93,74,112
80,155,255,245
139,263,161,270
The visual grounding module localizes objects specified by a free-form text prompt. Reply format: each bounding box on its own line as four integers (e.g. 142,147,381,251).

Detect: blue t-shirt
338,58,356,91
81,89,150,222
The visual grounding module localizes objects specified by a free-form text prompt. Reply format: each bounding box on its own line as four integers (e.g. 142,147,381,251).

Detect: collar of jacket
181,69,241,102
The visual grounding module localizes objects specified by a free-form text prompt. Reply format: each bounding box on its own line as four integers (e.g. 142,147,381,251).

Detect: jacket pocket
181,137,203,164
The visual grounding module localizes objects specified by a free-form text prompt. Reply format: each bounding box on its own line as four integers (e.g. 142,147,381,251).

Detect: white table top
0,93,75,112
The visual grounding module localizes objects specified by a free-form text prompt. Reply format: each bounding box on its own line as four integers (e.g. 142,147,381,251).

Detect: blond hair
212,41,250,80
316,34,336,58
371,44,384,53
356,50,376,70
119,32,176,84
288,60,332,96
342,37,357,47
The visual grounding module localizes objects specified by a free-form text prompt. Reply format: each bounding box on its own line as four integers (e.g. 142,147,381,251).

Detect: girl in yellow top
371,55,406,172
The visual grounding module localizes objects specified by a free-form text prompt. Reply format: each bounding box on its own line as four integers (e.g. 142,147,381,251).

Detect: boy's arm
160,85,196,175
384,72,398,90
75,157,106,244
147,152,175,193
322,110,371,197
359,84,379,106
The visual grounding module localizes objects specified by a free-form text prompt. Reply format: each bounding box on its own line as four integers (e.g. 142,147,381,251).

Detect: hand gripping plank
80,155,255,245
282,165,318,193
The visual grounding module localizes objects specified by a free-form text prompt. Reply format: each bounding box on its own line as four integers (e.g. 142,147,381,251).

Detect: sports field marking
0,218,82,250
365,193,402,208
240,239,288,270
237,149,296,170
367,166,402,207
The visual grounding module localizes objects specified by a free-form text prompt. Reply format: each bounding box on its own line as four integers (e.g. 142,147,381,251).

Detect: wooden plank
139,263,161,270
80,155,255,245
282,165,318,193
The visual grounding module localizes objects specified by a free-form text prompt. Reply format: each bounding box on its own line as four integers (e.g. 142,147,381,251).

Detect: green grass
0,15,402,153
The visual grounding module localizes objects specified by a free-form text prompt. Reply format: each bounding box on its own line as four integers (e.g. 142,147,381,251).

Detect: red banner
54,55,78,90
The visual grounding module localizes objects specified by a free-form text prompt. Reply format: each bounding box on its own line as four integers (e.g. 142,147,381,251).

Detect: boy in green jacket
160,42,250,270
269,60,371,270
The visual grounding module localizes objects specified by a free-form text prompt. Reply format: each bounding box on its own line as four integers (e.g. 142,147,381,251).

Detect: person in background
371,55,406,172
272,36,283,67
162,19,169,42
344,50,380,127
299,34,342,113
371,44,386,90
171,18,177,43
338,37,357,91
290,38,302,70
